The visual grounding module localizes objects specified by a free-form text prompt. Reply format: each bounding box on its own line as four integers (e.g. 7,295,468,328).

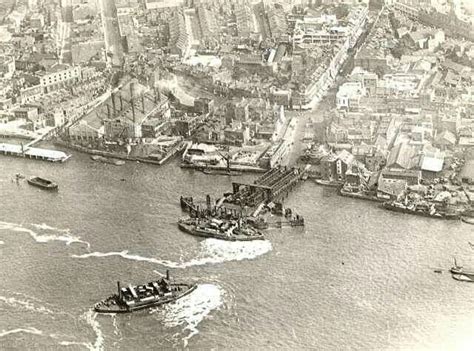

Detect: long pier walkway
230,166,308,207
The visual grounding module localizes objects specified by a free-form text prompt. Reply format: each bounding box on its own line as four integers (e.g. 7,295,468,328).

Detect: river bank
53,140,184,166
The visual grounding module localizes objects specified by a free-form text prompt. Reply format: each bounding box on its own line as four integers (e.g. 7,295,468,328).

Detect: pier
179,166,308,231
0,143,70,162
230,166,306,207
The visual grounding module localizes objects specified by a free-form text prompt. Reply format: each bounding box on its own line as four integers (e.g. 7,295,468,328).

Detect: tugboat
94,271,197,313
178,217,265,241
27,176,58,191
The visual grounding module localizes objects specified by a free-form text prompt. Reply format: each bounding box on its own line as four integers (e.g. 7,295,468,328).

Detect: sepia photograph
0,0,473,349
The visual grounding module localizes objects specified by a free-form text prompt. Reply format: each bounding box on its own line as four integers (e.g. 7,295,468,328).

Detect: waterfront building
379,168,421,187
182,142,221,165
376,171,408,200
419,147,445,179
13,106,38,122
175,114,205,137
259,139,288,168
68,120,105,141
142,119,169,138
224,124,251,146
320,149,365,183
104,118,142,140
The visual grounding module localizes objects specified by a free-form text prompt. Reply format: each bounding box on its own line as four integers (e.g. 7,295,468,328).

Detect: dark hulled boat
382,201,460,220
27,176,58,191
94,271,197,313
178,218,264,242
461,216,474,225
202,168,242,176
91,155,125,166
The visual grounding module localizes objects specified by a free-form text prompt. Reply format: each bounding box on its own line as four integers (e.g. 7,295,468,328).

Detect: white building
336,82,366,110
145,0,184,10
39,64,81,93
292,6,368,47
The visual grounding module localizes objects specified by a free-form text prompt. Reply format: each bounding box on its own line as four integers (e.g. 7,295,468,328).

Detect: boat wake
72,239,272,268
183,238,273,267
157,284,224,348
31,223,71,233
0,220,90,248
71,250,183,268
0,327,43,338
0,295,54,315
59,310,104,351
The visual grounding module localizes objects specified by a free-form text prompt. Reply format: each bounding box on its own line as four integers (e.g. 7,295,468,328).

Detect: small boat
433,269,442,274
202,168,242,176
91,155,125,166
461,216,474,225
313,179,343,187
27,176,58,191
94,271,197,313
452,273,474,283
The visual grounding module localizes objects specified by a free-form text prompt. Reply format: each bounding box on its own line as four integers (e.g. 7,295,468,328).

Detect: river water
0,147,473,350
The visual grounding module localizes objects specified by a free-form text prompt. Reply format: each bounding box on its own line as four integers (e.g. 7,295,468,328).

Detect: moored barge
27,176,58,191
178,218,264,241
382,201,460,220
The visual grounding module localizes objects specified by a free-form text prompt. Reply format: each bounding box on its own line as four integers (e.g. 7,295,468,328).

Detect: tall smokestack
130,83,135,123
100,0,125,68
111,93,116,117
